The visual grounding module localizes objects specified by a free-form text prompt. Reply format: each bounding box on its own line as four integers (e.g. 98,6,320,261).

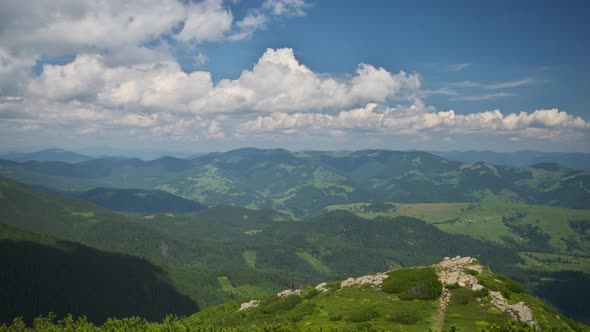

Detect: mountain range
0,148,589,329
0,148,588,217
431,150,590,171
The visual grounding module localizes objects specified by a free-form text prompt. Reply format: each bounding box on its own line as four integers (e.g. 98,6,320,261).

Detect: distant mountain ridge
0,148,92,163
431,150,590,171
0,148,588,216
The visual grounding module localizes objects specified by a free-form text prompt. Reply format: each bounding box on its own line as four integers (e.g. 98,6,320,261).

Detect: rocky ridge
238,256,540,328
435,256,538,328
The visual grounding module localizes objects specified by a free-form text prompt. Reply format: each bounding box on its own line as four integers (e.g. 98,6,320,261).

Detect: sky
1,0,589,154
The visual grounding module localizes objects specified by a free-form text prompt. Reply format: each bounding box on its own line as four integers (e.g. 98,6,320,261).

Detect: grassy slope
185,264,578,332
0,177,300,313
0,176,197,266
325,201,590,259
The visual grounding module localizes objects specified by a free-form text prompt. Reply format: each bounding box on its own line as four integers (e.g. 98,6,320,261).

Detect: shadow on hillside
0,240,199,325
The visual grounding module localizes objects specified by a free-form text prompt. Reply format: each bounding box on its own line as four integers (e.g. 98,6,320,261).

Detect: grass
444,288,508,332
325,201,590,255
518,252,590,273
70,211,95,218
243,250,257,269
295,251,332,275
217,276,236,293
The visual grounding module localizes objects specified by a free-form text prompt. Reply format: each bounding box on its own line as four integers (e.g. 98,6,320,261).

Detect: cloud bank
0,0,588,150
26,48,420,113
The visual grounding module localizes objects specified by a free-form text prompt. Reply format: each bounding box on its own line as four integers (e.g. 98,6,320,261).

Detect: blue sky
0,0,589,153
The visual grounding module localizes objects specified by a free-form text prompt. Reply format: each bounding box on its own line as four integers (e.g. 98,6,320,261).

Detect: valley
0,148,589,329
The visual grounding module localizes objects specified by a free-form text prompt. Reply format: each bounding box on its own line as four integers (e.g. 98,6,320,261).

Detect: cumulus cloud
0,0,309,66
0,0,185,54
176,0,233,43
27,48,420,113
0,97,221,142
238,102,590,140
0,48,36,96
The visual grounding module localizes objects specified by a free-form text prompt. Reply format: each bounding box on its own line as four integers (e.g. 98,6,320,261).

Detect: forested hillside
76,187,207,213
0,224,198,324
1,172,589,325
2,257,587,331
1,148,588,217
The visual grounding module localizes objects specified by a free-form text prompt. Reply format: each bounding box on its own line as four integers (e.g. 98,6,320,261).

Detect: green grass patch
244,229,262,236
70,211,95,218
217,276,236,293
243,250,257,269
295,251,332,275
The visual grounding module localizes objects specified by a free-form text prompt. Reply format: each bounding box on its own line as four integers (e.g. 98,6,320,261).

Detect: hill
323,201,590,259
3,256,587,331
0,224,198,325
1,177,589,323
0,177,314,313
76,187,207,213
0,176,198,266
0,148,588,217
188,256,582,331
0,148,92,163
432,150,590,171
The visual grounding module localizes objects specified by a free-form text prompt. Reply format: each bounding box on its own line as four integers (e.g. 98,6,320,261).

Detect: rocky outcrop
277,289,302,297
490,291,538,328
436,256,483,290
435,256,539,329
314,282,329,293
340,272,388,288
239,255,539,329
239,300,260,311
435,256,485,273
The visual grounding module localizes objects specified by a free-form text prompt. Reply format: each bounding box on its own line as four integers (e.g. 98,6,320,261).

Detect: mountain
0,176,197,266
1,176,589,324
2,148,588,217
185,256,584,331
0,223,198,325
3,256,587,331
76,187,207,213
323,201,590,257
0,148,92,163
432,150,590,171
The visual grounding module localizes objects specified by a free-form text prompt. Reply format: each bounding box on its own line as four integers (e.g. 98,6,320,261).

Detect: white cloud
0,0,185,54
230,12,269,40
449,78,536,90
195,52,208,66
27,48,420,114
448,63,471,71
238,102,590,140
0,0,309,69
197,48,420,112
263,0,309,16
207,120,225,138
0,48,36,96
450,92,517,101
176,0,233,43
